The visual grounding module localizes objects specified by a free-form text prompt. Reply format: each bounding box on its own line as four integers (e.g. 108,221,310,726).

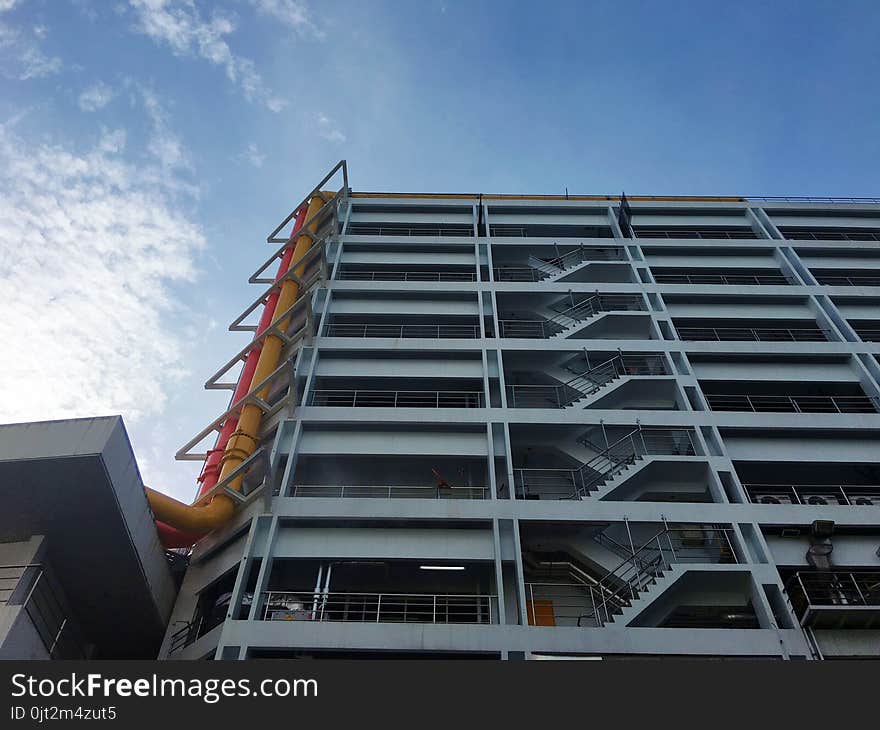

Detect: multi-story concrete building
158,162,880,660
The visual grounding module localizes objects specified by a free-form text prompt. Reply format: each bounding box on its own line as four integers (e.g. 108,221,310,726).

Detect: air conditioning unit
754,492,795,505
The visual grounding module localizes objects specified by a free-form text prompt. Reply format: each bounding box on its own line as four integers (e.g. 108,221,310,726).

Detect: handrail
289,484,489,499
785,571,880,625
346,224,473,237
579,526,738,626
633,229,758,240
262,591,496,624
780,229,880,241
337,269,477,282
309,389,485,408
323,322,481,339
705,393,879,414
676,326,829,342
853,327,880,342
549,294,644,327
814,274,880,286
653,273,790,285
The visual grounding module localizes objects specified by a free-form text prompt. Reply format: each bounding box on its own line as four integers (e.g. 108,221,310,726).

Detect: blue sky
0,0,878,500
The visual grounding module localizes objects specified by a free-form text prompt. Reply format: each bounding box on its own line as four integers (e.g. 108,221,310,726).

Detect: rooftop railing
744,483,880,506
653,273,790,285
323,322,481,339
749,196,880,203
289,484,489,499
705,393,879,414
337,269,477,282
261,591,496,624
676,326,829,342
309,389,484,408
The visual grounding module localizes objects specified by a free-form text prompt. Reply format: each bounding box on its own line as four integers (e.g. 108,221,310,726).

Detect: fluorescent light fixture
419,565,465,571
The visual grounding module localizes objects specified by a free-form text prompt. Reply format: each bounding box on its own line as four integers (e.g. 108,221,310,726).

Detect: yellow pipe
146,195,327,534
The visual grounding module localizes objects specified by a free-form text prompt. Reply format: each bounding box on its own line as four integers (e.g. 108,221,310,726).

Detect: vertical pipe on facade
155,205,309,548
148,195,326,541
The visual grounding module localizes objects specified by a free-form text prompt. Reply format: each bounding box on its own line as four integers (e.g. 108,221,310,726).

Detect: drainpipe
148,195,326,542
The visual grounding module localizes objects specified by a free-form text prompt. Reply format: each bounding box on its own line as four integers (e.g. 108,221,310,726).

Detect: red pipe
157,205,309,548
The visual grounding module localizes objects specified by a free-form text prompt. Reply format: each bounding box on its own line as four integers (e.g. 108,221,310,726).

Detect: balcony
735,460,880,507
258,561,497,626
286,453,490,500
261,591,495,624
489,223,613,238
786,571,880,627
652,269,790,286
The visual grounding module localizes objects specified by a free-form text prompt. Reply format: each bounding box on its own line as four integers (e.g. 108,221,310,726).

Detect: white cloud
0,0,21,13
128,0,285,111
78,81,114,111
240,141,265,167
249,0,324,39
316,112,345,143
139,86,192,172
0,119,206,427
0,22,62,80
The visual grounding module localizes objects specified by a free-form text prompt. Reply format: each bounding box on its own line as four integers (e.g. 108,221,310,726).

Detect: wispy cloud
128,0,285,111
249,0,324,39
0,0,22,13
0,118,206,427
0,21,62,80
78,81,114,111
139,85,192,172
239,141,265,167
316,112,345,143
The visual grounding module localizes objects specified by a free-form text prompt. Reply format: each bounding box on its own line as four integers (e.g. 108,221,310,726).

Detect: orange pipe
146,194,327,537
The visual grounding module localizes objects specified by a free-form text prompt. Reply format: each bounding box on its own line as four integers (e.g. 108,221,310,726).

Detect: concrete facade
161,187,880,660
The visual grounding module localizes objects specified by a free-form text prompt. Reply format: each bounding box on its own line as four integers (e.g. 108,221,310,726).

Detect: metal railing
705,393,879,414
749,196,880,204
261,591,495,624
744,483,880,506
653,273,790,285
676,326,829,342
290,484,489,499
346,224,473,237
781,229,880,241
309,389,484,408
492,246,624,281
506,354,667,408
323,323,481,339
633,228,758,240
786,571,880,625
814,274,880,286
489,225,613,238
853,327,880,342
499,295,644,339
0,564,87,659
526,526,738,628
337,269,477,282
514,426,697,499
